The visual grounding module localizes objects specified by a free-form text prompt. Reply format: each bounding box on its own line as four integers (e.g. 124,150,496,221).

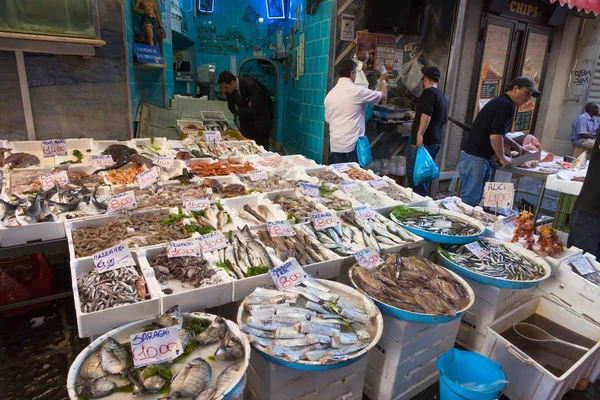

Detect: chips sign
196,231,229,252
269,258,305,290
354,248,383,270
267,220,295,237
204,131,222,144
92,243,135,273
130,327,182,368
300,183,320,198
167,238,201,258
106,190,137,212
483,182,514,209
311,212,340,231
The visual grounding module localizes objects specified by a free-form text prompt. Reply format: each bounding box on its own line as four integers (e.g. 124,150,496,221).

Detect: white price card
569,255,596,276
93,243,135,273
311,212,340,231
483,182,514,209
52,170,69,186
152,156,174,169
41,140,55,158
204,130,223,144
181,137,194,147
130,327,182,368
136,167,159,189
183,197,210,211
267,220,295,237
369,179,389,190
503,216,517,230
354,248,384,270
269,258,305,290
265,152,282,162
167,238,202,258
300,182,320,198
196,231,229,252
442,200,461,212
91,154,114,167
332,163,350,173
354,205,375,220
340,181,361,193
52,140,68,156
39,174,56,192
465,242,490,259
106,190,137,212
248,169,269,181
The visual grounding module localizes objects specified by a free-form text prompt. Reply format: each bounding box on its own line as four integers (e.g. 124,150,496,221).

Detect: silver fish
194,385,218,400
212,361,244,398
195,316,228,345
76,377,116,399
296,321,339,336
241,324,276,338
305,334,332,345
155,305,183,328
80,351,105,381
101,338,131,375
333,332,359,346
143,374,166,393
214,336,245,361
170,357,212,397
274,326,306,339
247,334,272,347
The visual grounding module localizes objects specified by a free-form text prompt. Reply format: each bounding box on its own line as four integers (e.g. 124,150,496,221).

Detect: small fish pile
302,222,356,257
214,226,276,279
75,306,246,398
351,255,471,315
253,155,316,170
256,226,330,266
272,193,322,219
345,167,376,181
77,266,149,313
309,170,345,185
374,183,413,203
113,184,211,210
391,206,481,236
188,160,255,177
105,163,147,185
241,282,375,365
439,241,547,281
567,260,600,286
349,189,389,208
148,252,225,294
341,211,415,251
238,173,294,192
233,203,274,225
439,199,497,226
318,186,353,211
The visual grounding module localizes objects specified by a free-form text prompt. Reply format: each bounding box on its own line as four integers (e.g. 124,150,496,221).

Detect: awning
549,0,600,15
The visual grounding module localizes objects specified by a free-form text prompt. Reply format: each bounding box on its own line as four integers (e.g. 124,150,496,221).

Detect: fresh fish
155,305,183,328
247,316,304,331
247,334,272,347
101,338,131,375
214,336,245,361
143,375,166,393
243,204,267,223
302,277,330,292
80,351,105,381
241,324,276,338
179,329,191,351
351,323,371,341
306,334,332,345
323,343,367,358
296,321,339,336
285,287,321,303
391,206,481,236
217,210,227,230
93,144,138,174
274,326,306,339
170,357,212,398
272,337,309,347
340,308,370,324
253,287,298,300
212,361,243,399
195,316,228,345
305,349,329,361
333,332,359,346
304,286,340,303
0,198,20,221
305,301,328,314
76,377,116,399
238,225,274,268
194,385,218,400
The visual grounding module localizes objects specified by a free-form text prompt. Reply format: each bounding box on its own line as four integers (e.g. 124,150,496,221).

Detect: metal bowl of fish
236,278,383,371
67,307,250,400
349,255,475,324
437,238,551,289
389,206,485,244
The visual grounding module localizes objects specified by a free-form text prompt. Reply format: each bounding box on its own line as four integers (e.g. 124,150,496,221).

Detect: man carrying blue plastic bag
406,66,448,196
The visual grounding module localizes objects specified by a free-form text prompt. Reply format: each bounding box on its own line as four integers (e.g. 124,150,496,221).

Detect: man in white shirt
324,60,388,164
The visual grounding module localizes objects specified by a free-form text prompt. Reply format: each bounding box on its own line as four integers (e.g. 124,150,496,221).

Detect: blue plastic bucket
437,348,506,400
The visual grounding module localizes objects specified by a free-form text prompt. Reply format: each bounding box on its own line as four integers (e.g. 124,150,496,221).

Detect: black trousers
568,205,600,261
328,148,358,164
240,117,271,149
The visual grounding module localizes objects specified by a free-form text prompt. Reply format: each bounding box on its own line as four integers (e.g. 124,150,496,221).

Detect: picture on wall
198,0,214,13
267,0,285,19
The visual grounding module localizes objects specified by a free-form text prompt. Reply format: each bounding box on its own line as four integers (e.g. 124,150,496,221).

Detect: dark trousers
568,205,600,261
240,117,271,149
406,144,441,197
328,148,358,164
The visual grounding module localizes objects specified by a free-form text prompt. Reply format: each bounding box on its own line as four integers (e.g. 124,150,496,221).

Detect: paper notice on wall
340,14,355,42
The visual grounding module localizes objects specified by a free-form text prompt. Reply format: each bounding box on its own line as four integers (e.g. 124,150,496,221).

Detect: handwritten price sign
267,220,295,237
92,243,135,273
442,200,461,212
465,242,490,259
569,255,596,276
41,140,55,158
152,156,174,169
130,327,182,368
106,190,137,213
483,182,514,209
300,183,320,198
354,205,375,220
332,163,351,173
265,152,282,162
181,137,194,147
136,167,159,190
340,181,362,193
269,258,305,290
196,231,229,252
183,197,210,211
52,140,68,156
248,169,269,181
91,155,114,167
354,248,383,270
311,212,340,231
369,179,389,190
40,170,70,191
167,238,201,258
204,131,223,144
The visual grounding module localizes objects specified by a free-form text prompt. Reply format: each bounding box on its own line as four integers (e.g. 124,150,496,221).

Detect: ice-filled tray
9,140,55,168
54,139,94,166
252,155,319,171
224,194,288,229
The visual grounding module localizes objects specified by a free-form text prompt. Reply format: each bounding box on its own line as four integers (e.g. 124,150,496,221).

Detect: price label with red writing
136,167,159,189
569,255,596,276
311,212,340,231
265,152,281,162
248,169,269,181
181,137,194,147
196,231,229,253
442,200,461,212
52,140,68,156
92,243,135,273
502,216,517,230
40,174,56,192
183,197,210,211
300,183,320,198
332,163,351,173
465,242,490,259
130,327,182,368
41,140,55,158
369,179,389,190
204,131,223,144
167,238,202,258
483,182,514,209
91,155,114,167
354,248,384,270
267,220,295,237
106,190,137,213
52,170,69,186
340,181,362,193
354,205,375,220
152,156,174,169
269,258,306,290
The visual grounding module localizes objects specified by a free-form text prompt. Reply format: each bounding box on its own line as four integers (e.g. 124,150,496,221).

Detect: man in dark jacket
218,71,273,148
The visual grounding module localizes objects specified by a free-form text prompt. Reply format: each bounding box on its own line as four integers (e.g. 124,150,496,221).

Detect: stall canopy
550,0,600,14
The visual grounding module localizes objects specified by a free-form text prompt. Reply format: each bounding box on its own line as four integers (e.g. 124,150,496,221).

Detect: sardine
170,357,212,398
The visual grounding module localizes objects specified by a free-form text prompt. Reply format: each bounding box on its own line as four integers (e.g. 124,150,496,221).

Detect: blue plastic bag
356,136,372,168
365,103,373,122
413,146,439,185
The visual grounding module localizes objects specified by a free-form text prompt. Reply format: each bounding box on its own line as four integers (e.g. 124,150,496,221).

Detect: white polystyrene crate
94,140,135,154
481,296,600,400
263,189,333,219
136,245,234,314
456,323,487,353
364,367,438,400
546,174,583,196
252,155,319,171
71,253,160,338
544,246,583,276
378,313,460,345
346,181,399,211
54,139,94,166
9,140,55,167
379,176,431,207
0,220,65,247
231,250,283,302
223,194,287,229
555,253,600,306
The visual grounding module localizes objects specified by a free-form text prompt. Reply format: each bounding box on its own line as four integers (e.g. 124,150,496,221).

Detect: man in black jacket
218,71,273,148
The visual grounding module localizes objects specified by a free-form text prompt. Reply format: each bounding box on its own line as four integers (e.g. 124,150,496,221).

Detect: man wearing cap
458,77,540,206
406,66,448,196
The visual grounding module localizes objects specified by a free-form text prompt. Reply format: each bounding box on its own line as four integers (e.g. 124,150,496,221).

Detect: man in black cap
406,66,448,196
458,77,540,206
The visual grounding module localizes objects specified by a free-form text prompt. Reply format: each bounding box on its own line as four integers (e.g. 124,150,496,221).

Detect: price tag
569,255,597,276
167,238,202,258
311,212,340,231
369,179,389,190
204,131,223,144
442,200,461,212
183,197,210,211
248,169,269,181
91,155,114,167
267,220,295,237
41,140,55,158
136,167,159,189
502,217,517,230
106,190,137,212
300,183,320,198
332,163,350,173
131,327,182,368
92,243,135,273
40,174,56,192
354,205,375,220
52,140,68,156
340,181,362,193
465,242,490,259
196,231,229,252
181,137,194,147
265,152,282,162
354,248,384,270
52,170,69,186
483,182,514,209
269,258,305,290
153,156,174,169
